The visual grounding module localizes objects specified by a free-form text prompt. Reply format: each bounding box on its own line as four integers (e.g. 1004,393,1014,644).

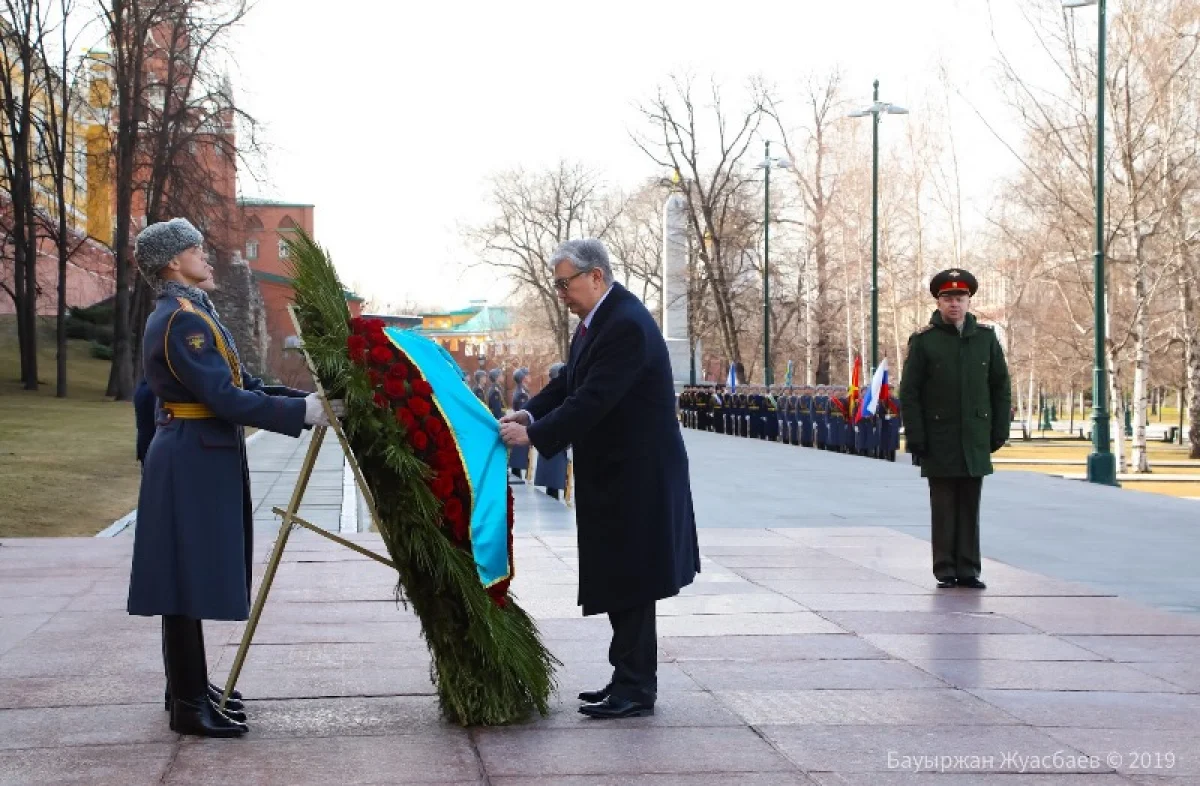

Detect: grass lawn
0,319,140,537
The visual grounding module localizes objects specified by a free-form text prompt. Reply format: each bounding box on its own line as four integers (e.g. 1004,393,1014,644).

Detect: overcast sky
229,0,1050,310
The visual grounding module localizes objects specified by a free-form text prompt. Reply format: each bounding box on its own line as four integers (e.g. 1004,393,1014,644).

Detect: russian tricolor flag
857,359,890,420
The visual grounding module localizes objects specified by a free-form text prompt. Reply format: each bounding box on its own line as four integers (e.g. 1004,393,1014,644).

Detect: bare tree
31,0,88,398
471,161,619,359
768,71,844,383
633,75,765,371
0,0,51,389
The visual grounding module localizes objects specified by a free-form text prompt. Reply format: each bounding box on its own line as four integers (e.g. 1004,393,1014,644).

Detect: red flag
848,354,863,424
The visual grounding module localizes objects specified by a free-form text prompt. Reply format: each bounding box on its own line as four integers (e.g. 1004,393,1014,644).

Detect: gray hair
550,238,613,285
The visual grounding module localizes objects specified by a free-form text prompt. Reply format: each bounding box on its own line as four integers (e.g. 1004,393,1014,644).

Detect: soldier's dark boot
163,619,244,711
164,615,248,738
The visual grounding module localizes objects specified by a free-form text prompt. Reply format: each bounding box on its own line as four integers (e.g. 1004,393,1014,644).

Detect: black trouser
606,601,657,705
928,477,983,581
163,615,210,701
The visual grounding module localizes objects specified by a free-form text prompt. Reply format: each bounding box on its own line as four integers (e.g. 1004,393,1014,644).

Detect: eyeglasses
551,270,589,291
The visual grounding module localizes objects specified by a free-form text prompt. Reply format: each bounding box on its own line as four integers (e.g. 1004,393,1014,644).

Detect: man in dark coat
127,218,340,738
900,268,1012,590
500,238,700,720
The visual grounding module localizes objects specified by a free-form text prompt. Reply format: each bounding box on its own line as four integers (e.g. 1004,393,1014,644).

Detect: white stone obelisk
661,193,693,389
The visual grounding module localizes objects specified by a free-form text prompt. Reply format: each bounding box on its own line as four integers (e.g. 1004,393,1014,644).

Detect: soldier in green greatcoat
899,269,1012,590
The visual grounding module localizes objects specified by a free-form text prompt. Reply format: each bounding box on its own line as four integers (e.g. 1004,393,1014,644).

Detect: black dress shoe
957,577,987,589
169,696,248,738
936,578,957,589
578,687,609,703
165,683,244,712
578,695,654,719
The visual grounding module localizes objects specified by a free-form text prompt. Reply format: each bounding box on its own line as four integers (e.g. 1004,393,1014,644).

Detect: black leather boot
163,615,248,738
163,619,244,710
170,696,249,738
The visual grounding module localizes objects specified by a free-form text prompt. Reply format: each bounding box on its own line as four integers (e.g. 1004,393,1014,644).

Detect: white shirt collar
582,285,614,330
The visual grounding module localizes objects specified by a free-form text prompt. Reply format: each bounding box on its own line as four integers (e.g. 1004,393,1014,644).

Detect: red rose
387,362,409,380
349,317,367,335
369,345,393,365
347,334,367,352
431,474,454,500
350,346,366,364
425,418,444,436
384,378,406,399
435,430,454,450
396,407,416,430
373,392,388,409
410,397,431,418
412,380,433,397
409,430,429,451
368,369,384,388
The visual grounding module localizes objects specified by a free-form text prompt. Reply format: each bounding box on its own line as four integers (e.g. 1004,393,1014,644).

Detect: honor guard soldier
785,388,800,445
509,368,532,480
472,370,488,403
747,387,762,439
881,394,901,461
738,389,750,437
486,369,505,419
533,362,570,499
678,387,690,428
691,386,705,429
799,386,814,447
764,386,780,442
900,269,1012,590
812,385,828,449
828,388,846,452
127,218,343,738
711,387,725,434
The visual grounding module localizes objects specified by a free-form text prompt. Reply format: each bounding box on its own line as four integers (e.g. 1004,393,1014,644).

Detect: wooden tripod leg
221,426,327,709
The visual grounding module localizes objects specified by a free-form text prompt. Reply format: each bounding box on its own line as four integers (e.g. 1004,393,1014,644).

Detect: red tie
579,324,588,338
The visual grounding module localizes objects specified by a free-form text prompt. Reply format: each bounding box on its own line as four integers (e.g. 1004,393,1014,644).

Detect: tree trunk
1129,242,1150,472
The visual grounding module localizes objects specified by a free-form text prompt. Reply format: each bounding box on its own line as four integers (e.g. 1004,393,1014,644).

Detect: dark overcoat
128,294,307,621
899,310,1013,478
526,284,700,615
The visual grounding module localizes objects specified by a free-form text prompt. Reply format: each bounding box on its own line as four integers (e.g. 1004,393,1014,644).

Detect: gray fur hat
548,362,566,380
134,218,203,280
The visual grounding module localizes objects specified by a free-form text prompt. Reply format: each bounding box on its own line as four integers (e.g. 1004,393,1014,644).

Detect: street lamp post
1064,0,1117,486
849,80,907,375
757,141,790,385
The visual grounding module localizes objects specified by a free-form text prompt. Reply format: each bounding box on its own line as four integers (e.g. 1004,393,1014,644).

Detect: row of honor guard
677,385,901,461
472,364,571,499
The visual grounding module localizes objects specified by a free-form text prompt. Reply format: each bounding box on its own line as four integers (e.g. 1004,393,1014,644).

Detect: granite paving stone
473,726,797,777
908,659,1186,692
659,634,889,662
0,743,175,786
861,633,1108,662
715,689,1021,726
968,689,1200,729
679,658,949,691
166,735,482,785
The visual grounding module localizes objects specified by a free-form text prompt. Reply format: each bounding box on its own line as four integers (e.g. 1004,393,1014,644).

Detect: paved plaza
1,430,1198,784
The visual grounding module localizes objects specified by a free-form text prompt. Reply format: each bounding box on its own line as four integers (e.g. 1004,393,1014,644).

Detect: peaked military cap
930,268,978,298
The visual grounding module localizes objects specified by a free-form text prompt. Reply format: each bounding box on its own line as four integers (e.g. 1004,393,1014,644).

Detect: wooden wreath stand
220,307,393,709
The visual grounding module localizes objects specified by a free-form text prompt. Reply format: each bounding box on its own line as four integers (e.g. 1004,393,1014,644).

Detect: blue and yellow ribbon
383,329,511,588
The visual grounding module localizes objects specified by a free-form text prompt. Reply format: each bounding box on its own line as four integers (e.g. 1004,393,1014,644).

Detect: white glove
303,394,345,426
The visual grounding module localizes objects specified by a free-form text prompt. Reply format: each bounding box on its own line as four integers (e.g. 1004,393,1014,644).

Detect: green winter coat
899,311,1012,478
